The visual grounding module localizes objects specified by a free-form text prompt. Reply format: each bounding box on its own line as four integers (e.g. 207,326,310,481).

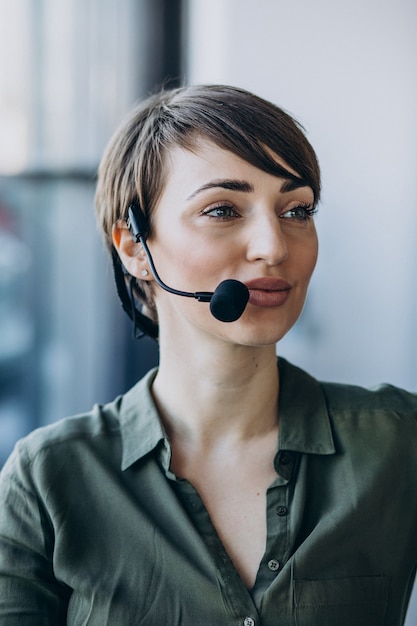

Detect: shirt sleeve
0,442,70,625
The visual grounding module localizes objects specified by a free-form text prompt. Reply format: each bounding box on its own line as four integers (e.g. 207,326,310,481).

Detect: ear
112,222,151,280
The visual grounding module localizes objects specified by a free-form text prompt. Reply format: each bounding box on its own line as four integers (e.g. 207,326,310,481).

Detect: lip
244,277,292,308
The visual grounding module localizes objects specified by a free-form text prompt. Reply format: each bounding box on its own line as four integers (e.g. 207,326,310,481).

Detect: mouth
244,277,292,308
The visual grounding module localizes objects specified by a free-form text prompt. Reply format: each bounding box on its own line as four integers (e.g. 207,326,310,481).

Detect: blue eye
281,205,317,222
203,205,240,219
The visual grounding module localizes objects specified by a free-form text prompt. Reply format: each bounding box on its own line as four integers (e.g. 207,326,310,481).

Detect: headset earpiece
126,202,149,242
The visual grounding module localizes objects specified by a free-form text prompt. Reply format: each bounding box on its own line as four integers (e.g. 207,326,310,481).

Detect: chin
220,317,297,348
242,308,300,341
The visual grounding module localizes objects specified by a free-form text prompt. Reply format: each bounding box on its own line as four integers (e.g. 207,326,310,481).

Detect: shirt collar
277,357,336,455
119,367,164,471
118,358,336,471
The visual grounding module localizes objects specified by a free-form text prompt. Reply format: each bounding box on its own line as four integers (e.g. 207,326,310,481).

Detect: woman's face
146,138,318,347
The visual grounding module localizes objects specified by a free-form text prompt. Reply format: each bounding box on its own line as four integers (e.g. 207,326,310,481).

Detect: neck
152,339,279,447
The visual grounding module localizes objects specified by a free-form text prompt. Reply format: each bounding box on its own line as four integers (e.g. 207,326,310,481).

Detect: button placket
259,450,297,585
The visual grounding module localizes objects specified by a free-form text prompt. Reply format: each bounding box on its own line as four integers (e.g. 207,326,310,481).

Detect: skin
113,138,318,588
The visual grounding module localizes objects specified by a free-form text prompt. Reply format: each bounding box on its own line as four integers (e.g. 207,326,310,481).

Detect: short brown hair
95,83,321,251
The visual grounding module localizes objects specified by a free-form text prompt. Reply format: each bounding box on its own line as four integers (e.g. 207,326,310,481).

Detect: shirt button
279,452,291,465
276,505,288,516
267,558,280,571
243,618,255,626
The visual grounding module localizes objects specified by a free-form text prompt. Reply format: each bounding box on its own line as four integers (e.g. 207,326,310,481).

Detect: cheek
292,230,318,274
306,240,319,277
156,231,236,281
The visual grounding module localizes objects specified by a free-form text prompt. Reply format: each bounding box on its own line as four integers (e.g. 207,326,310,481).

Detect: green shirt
1,358,417,625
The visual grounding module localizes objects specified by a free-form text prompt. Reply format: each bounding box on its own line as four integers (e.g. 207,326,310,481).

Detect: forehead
163,137,301,182
154,138,314,211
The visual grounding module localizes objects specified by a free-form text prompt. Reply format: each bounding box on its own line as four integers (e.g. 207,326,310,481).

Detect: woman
0,84,416,625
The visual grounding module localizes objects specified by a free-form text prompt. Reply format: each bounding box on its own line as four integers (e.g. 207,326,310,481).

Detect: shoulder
320,379,417,418
279,356,417,418
278,358,417,458
1,367,159,482
318,379,417,463
0,401,122,500
9,398,121,469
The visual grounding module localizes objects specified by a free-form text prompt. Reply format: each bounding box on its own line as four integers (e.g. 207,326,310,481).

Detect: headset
112,201,250,340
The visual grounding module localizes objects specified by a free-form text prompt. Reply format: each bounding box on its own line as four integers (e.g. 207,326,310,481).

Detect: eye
281,204,317,222
202,204,240,220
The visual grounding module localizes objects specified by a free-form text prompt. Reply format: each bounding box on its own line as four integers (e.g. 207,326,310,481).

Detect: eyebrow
186,179,254,200
187,176,310,200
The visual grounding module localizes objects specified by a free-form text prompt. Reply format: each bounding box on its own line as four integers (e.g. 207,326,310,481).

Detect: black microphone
127,204,249,323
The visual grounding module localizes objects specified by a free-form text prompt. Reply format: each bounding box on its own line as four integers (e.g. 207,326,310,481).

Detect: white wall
186,0,417,392
186,2,417,621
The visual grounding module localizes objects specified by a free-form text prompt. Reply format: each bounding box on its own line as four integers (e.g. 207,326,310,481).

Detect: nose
246,212,288,265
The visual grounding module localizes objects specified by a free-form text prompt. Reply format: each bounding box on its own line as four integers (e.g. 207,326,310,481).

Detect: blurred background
0,0,416,618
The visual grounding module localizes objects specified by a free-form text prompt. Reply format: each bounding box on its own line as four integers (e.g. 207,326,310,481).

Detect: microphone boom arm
126,203,249,323
127,205,213,302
